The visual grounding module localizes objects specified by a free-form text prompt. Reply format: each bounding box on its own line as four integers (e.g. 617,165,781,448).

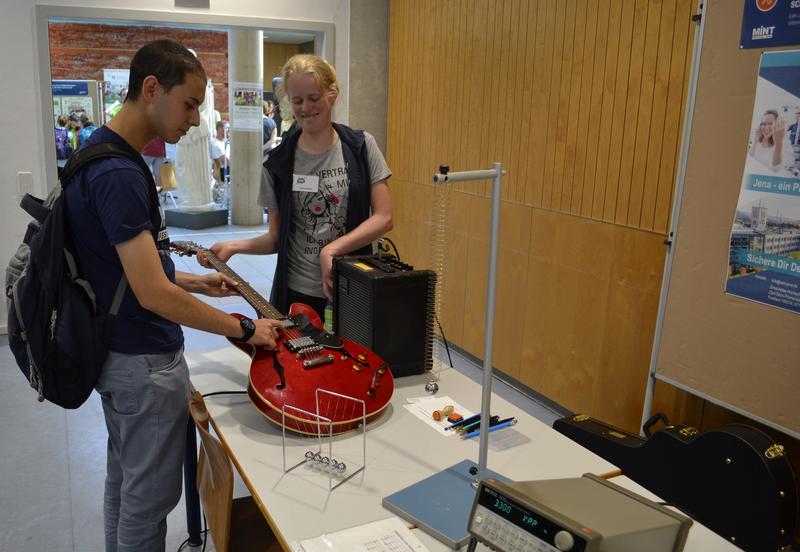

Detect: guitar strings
205,252,306,341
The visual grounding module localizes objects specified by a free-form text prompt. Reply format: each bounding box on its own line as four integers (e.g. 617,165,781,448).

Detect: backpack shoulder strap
60,142,160,222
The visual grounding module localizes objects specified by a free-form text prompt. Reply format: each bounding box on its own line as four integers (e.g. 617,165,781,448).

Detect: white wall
0,0,350,329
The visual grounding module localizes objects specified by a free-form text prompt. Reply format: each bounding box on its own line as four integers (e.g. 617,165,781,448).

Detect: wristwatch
234,316,256,343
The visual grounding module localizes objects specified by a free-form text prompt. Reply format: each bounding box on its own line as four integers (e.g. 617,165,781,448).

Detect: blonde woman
205,54,393,319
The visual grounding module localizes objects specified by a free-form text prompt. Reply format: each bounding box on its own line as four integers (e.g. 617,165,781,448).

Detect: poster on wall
740,0,800,49
230,81,262,131
52,80,89,97
103,68,130,117
725,50,800,315
60,96,94,119
103,68,129,95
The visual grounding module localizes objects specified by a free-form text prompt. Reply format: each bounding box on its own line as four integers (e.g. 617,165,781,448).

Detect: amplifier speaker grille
333,256,435,378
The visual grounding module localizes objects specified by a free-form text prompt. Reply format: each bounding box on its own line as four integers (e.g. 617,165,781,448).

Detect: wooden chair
188,391,282,552
158,161,178,208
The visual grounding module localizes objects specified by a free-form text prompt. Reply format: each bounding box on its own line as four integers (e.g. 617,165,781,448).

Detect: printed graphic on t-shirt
298,164,348,256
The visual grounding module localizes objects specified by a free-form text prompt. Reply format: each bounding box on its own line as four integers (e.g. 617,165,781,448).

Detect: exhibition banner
725,50,800,314
740,0,800,49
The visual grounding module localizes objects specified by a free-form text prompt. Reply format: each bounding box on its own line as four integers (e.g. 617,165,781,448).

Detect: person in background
105,86,128,120
210,119,230,182
67,114,81,150
78,115,98,148
54,114,74,168
267,87,282,137
201,54,393,320
62,39,281,552
141,136,166,186
787,110,800,147
262,99,278,159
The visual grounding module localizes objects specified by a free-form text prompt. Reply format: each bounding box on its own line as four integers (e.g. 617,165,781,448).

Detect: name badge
293,174,319,193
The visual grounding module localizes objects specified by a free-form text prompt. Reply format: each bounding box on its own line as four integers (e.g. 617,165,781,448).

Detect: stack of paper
298,516,431,552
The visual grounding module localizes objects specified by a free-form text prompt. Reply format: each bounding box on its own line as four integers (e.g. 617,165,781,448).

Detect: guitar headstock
169,240,204,257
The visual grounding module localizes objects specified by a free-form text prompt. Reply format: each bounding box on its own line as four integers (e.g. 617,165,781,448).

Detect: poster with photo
230,81,262,131
103,68,130,116
103,68,129,95
725,50,800,315
60,96,94,119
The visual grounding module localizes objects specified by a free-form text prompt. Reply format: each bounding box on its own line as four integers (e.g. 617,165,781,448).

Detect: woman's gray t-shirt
258,131,391,298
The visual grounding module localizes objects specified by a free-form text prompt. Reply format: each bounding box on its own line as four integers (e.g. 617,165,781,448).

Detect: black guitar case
553,414,798,551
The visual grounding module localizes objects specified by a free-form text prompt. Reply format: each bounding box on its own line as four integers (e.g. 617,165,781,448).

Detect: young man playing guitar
63,40,281,552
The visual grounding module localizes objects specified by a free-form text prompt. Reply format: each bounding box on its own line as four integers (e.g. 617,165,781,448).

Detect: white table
186,348,741,551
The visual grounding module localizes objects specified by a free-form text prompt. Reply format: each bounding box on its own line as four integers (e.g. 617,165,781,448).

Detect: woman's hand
195,273,241,297
197,241,238,268
773,116,786,145
754,124,764,143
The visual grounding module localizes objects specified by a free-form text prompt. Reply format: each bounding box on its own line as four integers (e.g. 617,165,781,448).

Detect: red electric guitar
170,241,394,435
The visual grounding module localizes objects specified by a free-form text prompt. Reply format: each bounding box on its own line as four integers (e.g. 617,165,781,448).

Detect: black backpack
5,142,158,408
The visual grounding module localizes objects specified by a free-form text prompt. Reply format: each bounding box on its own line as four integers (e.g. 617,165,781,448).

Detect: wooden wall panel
387,0,696,434
263,43,299,87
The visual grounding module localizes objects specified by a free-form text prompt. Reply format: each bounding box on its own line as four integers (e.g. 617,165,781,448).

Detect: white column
228,29,265,225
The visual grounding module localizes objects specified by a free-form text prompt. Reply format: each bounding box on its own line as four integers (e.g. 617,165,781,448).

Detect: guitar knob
357,352,368,362
554,530,574,551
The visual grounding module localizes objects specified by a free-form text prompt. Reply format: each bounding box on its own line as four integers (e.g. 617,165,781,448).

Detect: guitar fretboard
204,252,284,320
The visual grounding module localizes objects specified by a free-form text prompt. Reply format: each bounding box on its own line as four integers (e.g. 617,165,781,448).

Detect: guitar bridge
303,354,334,368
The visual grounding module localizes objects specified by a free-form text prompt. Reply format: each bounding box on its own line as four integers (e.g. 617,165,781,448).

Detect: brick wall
48,22,229,116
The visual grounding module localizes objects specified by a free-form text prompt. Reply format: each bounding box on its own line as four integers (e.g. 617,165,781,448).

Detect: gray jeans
95,348,191,552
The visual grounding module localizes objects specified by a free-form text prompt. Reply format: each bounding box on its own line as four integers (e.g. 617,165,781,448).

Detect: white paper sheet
402,395,474,435
299,516,430,552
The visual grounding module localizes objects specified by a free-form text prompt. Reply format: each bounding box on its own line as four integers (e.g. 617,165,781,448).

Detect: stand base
382,459,509,549
165,206,228,229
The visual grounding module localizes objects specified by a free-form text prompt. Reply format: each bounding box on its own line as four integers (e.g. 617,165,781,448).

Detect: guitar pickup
285,336,316,352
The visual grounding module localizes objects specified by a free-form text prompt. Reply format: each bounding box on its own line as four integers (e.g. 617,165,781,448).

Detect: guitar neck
204,252,284,320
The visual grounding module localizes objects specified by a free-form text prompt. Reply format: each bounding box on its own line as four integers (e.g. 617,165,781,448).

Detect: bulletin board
654,0,800,439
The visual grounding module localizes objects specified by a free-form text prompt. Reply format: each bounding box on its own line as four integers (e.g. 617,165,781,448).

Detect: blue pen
445,412,481,431
462,418,517,439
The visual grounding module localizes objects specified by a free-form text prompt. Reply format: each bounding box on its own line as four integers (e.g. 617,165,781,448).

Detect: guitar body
169,241,394,437
554,415,798,551
236,303,394,435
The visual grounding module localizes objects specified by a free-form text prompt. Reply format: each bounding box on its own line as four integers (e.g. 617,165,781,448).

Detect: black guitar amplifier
332,255,436,378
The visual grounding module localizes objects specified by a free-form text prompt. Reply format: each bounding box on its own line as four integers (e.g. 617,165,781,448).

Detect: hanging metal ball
425,380,439,394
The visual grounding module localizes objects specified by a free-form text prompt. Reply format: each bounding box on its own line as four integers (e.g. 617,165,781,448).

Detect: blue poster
725,50,800,314
740,0,800,49
51,80,89,96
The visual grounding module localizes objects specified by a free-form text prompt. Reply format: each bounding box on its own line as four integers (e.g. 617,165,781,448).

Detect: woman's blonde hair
277,54,339,101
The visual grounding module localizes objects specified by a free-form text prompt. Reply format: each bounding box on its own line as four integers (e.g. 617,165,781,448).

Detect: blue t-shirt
65,126,183,354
